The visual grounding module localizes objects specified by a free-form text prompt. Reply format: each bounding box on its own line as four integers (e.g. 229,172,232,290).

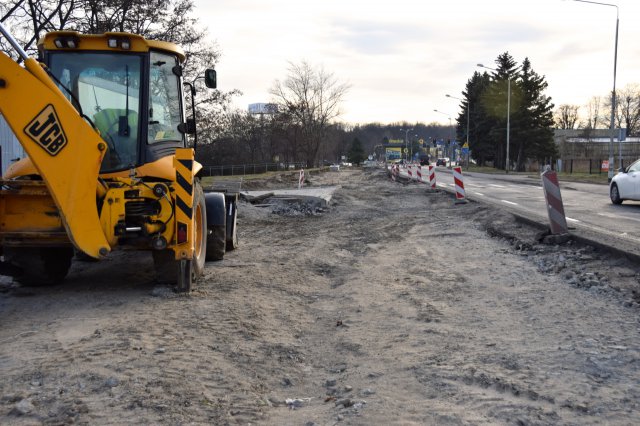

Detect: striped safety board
453,166,466,200
174,148,195,254
428,165,436,189
541,170,568,235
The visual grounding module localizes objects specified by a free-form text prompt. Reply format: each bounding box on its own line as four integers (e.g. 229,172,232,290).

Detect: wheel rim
194,199,204,260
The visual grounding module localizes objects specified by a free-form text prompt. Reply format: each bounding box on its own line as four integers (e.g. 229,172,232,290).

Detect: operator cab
39,32,192,173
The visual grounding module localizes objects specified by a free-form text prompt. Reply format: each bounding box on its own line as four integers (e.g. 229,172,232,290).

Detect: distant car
419,155,430,166
610,159,640,204
436,158,449,167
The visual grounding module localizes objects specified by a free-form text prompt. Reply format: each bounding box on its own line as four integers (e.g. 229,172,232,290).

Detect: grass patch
462,165,609,185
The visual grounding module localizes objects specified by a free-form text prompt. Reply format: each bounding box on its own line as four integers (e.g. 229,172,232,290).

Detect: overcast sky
194,0,640,126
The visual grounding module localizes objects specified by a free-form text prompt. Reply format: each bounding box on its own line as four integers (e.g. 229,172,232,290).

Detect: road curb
437,178,640,264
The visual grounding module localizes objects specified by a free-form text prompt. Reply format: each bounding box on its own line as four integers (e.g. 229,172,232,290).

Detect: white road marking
501,200,518,206
475,192,484,196
489,184,506,188
598,212,640,223
566,217,580,223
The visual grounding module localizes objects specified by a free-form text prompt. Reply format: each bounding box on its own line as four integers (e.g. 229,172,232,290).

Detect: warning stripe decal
176,196,192,219
176,171,192,197
178,159,193,171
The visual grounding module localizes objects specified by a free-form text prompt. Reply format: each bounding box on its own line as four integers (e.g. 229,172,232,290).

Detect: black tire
610,183,623,204
226,201,238,251
5,247,73,286
206,224,226,261
74,249,100,262
153,181,207,292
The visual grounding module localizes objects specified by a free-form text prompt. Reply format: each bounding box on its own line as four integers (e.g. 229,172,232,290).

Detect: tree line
554,84,640,137
5,1,635,171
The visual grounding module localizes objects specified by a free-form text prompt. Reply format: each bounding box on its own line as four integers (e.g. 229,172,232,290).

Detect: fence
199,162,306,177
559,158,632,175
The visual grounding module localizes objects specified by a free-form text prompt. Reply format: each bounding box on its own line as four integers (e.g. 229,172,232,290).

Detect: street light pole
410,133,417,162
569,0,618,181
478,63,511,173
400,128,413,163
446,94,471,168
434,109,453,164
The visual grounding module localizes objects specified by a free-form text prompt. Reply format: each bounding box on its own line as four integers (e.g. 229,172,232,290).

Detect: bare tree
269,61,350,166
1,0,240,148
1,0,77,58
554,104,580,129
615,84,640,137
1,0,220,80
584,96,603,129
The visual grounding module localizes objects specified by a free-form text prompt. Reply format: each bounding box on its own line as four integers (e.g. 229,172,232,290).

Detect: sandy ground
1,167,640,425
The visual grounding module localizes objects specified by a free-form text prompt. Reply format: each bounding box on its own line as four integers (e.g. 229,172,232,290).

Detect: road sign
461,147,469,155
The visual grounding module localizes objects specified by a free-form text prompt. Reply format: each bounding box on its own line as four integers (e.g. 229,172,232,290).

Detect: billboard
248,103,278,114
385,147,402,160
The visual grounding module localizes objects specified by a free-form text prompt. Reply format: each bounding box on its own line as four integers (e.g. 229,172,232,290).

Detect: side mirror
178,118,196,135
204,69,216,89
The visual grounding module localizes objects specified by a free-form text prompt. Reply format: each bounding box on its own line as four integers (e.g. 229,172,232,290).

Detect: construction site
1,167,640,425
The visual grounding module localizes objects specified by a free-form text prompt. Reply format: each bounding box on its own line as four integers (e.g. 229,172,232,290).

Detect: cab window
148,51,183,145
49,52,142,171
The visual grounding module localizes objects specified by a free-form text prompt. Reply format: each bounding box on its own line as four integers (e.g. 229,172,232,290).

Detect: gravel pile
270,199,325,217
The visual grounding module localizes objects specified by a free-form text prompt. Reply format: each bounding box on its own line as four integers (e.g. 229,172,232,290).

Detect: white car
610,159,640,204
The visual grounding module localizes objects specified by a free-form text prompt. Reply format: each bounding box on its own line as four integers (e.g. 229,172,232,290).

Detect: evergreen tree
458,71,493,166
480,52,522,170
460,52,556,171
347,137,366,165
515,58,557,170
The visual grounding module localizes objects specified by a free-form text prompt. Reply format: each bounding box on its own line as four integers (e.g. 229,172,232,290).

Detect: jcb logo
24,105,67,156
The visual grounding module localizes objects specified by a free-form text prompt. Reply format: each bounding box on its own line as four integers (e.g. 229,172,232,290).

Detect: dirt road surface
1,168,640,425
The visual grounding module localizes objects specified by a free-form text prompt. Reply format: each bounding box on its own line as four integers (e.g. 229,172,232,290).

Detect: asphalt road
395,165,640,259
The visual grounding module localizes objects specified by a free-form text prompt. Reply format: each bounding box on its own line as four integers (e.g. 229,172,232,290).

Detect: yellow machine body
0,26,208,288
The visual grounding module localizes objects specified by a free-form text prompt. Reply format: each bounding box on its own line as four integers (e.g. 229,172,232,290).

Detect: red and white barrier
407,165,413,180
390,164,400,181
453,166,467,203
416,166,423,183
428,165,436,189
541,170,568,234
298,168,305,189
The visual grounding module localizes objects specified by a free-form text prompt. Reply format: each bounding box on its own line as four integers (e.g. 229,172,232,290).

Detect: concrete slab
241,186,339,207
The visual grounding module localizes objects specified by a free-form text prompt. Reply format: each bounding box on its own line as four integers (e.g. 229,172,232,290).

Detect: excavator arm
0,23,110,258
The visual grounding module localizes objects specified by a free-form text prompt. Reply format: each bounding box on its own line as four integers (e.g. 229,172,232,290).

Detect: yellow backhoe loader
0,23,237,291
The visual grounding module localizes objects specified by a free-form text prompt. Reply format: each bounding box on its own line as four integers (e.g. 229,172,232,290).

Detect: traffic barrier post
541,170,568,235
453,166,467,204
416,166,423,183
428,165,436,190
298,168,305,189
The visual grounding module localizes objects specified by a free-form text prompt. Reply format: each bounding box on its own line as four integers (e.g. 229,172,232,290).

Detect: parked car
435,158,449,167
610,159,640,204
419,155,430,166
